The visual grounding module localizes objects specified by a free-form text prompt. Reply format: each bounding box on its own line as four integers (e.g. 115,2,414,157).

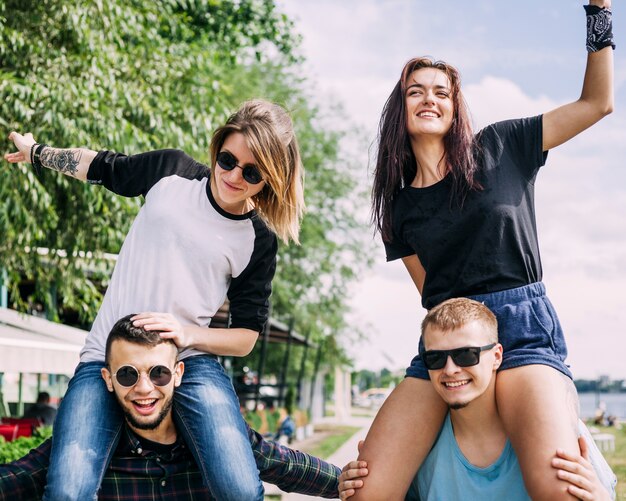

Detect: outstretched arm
543,1,614,151
247,424,341,498
5,132,96,181
0,439,50,500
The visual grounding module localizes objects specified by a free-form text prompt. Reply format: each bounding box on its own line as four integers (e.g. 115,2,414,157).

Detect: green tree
0,0,372,374
226,63,373,380
0,0,298,318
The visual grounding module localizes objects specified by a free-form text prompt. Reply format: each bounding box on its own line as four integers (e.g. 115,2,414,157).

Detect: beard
118,394,174,431
449,401,470,410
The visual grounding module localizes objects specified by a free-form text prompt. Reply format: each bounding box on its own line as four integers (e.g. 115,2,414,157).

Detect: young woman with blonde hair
6,99,304,501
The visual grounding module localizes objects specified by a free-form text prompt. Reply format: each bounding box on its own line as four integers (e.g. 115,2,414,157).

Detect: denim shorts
405,282,572,380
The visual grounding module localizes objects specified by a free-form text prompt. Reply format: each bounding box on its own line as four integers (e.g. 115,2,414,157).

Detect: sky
278,0,626,379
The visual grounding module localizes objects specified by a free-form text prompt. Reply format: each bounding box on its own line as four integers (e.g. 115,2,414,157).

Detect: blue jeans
174,355,264,501
43,361,124,501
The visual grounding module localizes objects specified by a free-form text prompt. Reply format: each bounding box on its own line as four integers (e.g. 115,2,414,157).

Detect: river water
579,392,626,419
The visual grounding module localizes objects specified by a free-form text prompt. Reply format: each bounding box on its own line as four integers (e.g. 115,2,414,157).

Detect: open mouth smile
417,110,440,118
132,398,158,415
442,380,470,389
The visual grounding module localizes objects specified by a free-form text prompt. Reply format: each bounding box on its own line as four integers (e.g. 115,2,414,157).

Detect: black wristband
585,5,615,52
32,143,48,175
29,143,37,166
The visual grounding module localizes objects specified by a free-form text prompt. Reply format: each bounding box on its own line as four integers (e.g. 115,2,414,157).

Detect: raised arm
543,1,614,151
246,424,341,498
5,132,96,181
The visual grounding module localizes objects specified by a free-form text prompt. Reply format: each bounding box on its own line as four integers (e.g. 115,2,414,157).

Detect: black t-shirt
384,116,548,309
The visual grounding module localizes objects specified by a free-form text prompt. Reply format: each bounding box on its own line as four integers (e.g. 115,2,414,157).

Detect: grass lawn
299,424,360,460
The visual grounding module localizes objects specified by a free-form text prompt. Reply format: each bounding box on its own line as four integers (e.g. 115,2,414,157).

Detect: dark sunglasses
421,343,496,370
112,365,173,387
216,151,263,185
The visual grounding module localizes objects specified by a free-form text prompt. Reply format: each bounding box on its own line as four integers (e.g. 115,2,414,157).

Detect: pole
296,329,311,405
278,318,294,407
309,338,325,417
254,304,272,411
0,268,8,308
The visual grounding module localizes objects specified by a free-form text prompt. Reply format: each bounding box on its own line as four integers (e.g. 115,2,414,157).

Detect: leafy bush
244,410,262,432
244,408,292,435
0,426,52,463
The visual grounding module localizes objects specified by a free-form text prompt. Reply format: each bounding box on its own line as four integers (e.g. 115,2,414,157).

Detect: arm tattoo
563,374,581,434
39,147,83,177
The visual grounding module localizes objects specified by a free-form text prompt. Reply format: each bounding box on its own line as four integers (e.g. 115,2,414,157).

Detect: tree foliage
0,0,372,374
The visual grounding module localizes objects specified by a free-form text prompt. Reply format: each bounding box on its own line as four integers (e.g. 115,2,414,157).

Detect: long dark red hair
371,57,481,242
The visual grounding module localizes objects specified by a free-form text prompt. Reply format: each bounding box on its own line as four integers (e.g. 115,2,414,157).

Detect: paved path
275,415,373,501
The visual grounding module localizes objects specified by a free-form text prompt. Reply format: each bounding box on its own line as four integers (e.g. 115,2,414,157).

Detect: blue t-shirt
406,414,529,501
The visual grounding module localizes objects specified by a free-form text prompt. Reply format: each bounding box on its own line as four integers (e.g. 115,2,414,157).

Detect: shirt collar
119,425,186,459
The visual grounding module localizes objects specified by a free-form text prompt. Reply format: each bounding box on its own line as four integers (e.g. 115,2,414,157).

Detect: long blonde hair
210,100,305,244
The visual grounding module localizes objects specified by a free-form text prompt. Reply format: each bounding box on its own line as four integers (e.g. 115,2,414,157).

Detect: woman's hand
589,0,611,10
131,312,190,349
4,131,36,163
551,436,612,500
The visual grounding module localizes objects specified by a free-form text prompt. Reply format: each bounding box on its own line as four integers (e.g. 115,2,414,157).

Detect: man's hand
338,440,368,500
4,132,36,164
131,312,189,349
551,436,612,501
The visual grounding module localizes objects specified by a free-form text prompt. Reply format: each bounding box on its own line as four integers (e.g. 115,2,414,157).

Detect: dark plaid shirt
0,425,340,500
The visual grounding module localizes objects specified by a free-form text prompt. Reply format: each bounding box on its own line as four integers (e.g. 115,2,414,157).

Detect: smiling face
405,67,454,141
102,340,183,432
211,132,266,215
423,320,502,410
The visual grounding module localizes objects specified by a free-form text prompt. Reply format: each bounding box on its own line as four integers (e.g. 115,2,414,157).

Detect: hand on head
131,312,188,349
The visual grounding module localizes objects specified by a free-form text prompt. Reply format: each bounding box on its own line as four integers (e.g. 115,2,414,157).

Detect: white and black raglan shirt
80,149,277,362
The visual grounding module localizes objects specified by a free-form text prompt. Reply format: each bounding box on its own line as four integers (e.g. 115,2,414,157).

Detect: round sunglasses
216,151,263,185
112,365,174,387
421,343,496,370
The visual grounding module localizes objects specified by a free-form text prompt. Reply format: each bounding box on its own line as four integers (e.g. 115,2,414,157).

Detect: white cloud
280,0,626,379
465,77,557,129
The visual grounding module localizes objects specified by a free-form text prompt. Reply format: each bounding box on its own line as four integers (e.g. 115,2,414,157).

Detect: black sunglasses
216,151,263,185
421,343,496,370
112,365,173,387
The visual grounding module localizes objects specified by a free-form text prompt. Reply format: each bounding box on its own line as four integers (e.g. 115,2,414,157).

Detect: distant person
275,414,296,444
338,298,616,500
594,402,608,426
5,99,305,500
362,2,615,499
0,315,340,500
23,392,57,426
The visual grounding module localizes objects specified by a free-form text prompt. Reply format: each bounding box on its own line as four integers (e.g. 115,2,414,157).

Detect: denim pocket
528,297,557,352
